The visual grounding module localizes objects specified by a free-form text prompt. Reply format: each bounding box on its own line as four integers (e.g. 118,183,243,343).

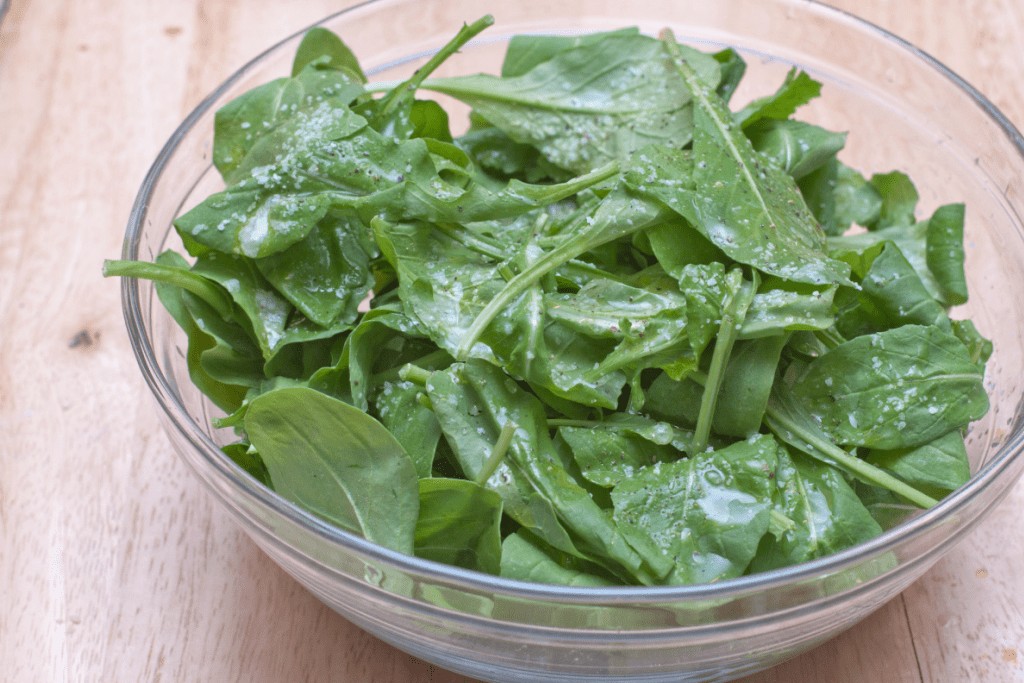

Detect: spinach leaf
833,162,883,230
500,532,616,586
611,434,779,585
291,27,367,80
244,386,420,553
764,387,939,508
866,429,971,498
254,213,375,328
867,170,918,230
106,21,993,586
713,334,788,438
415,477,503,574
376,380,443,478
750,448,882,572
833,241,950,338
711,47,746,103
560,417,687,488
788,324,988,450
746,119,846,180
222,442,273,488
925,203,968,305
951,319,993,368
424,363,589,560
213,61,365,183
428,360,671,584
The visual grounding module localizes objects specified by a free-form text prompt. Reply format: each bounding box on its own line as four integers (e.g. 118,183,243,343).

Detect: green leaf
866,430,971,498
370,16,493,140
833,162,882,230
213,65,364,183
750,448,881,572
222,442,273,488
764,387,938,508
662,35,851,287
254,213,375,328
713,334,788,438
789,325,989,450
735,68,822,127
375,217,626,408
425,363,584,559
746,119,846,180
741,282,837,338
798,157,840,235
560,416,687,488
951,319,992,368
376,380,443,478
711,47,746,103
925,203,968,306
291,27,367,80
499,28,641,78
611,434,779,585
867,170,919,230
428,361,669,584
244,386,419,553
423,31,721,173
415,478,503,574
834,241,950,338
500,532,616,586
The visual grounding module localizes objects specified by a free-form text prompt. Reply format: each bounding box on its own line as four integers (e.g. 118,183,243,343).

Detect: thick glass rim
119,0,1024,607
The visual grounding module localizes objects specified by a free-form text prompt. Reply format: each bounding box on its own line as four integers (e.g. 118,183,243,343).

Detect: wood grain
0,1,1021,681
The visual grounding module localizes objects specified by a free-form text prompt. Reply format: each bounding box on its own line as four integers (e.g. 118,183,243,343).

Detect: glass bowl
116,0,1024,680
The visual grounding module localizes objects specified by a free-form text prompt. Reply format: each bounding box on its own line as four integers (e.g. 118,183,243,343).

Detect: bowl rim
119,0,1024,605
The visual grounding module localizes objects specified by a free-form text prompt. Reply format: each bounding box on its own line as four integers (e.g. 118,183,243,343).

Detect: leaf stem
475,421,517,485
376,15,495,118
692,269,756,453
452,163,632,359
764,400,939,508
102,259,234,319
372,349,450,385
398,363,432,386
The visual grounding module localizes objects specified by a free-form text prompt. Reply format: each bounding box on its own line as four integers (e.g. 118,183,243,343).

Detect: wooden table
2,1,1022,680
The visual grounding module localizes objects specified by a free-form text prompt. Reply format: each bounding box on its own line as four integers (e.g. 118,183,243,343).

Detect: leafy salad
105,17,991,586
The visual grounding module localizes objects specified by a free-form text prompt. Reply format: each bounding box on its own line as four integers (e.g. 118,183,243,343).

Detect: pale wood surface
1,1,1022,681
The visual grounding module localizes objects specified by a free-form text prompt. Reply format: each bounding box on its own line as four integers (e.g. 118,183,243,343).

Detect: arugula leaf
662,32,851,287
423,31,721,173
735,68,822,127
106,21,993,586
